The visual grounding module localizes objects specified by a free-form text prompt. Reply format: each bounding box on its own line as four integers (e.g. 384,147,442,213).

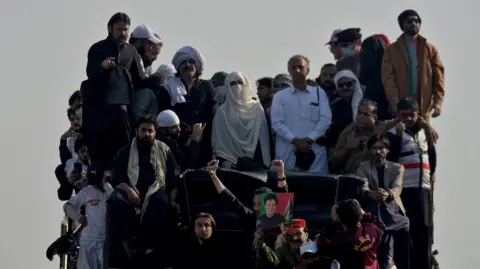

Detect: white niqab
212,72,271,167
334,70,363,120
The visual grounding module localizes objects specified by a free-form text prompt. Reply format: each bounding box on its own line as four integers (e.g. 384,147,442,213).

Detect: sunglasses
338,81,354,88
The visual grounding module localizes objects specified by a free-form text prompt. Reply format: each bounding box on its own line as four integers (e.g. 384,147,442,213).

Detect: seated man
330,99,437,174
105,114,179,269
156,109,205,172
316,199,385,269
356,134,409,269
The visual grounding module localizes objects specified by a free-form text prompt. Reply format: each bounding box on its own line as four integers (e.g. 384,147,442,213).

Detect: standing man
315,63,338,102
256,77,274,110
82,12,151,169
382,9,445,118
335,28,362,77
271,55,332,173
129,24,163,75
325,29,343,61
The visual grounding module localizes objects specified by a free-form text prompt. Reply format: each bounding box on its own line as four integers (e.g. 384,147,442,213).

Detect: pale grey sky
0,0,476,268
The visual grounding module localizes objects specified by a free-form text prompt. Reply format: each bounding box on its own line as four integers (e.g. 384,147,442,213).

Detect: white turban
156,64,176,79
156,110,180,127
171,46,205,73
334,70,364,119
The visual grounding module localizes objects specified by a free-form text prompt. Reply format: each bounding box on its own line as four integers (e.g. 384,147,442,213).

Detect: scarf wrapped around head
334,70,364,120
273,73,293,88
211,71,271,167
171,46,205,73
156,64,176,80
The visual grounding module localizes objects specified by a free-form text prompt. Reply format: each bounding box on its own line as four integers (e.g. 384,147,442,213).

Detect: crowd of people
52,8,444,269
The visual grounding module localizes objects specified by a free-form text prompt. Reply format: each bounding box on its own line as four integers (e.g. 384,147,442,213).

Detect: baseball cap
336,28,362,43
300,241,318,255
131,24,162,44
325,29,343,45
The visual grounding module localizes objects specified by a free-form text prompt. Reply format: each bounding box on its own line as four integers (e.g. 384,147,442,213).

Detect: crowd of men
53,8,444,269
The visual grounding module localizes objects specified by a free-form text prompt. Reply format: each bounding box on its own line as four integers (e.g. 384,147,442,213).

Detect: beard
137,136,154,149
404,27,419,36
321,81,336,92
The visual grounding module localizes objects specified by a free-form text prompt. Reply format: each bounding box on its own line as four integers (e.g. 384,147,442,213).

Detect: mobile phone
209,160,219,168
74,163,82,171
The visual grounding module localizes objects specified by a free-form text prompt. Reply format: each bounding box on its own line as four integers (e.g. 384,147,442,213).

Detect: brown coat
381,34,445,116
356,160,406,214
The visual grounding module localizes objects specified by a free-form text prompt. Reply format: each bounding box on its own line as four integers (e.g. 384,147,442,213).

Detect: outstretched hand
207,160,219,177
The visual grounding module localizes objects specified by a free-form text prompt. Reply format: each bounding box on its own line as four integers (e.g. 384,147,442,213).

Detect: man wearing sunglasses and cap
335,28,363,77
382,9,445,119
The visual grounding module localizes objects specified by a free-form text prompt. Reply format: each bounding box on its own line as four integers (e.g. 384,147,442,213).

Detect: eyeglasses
337,81,354,88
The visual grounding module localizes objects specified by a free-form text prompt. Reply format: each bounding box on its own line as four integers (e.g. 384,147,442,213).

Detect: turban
171,46,205,73
156,110,180,127
398,9,421,30
156,64,176,79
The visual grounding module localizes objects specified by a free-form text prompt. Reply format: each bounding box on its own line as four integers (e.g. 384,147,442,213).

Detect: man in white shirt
271,55,332,173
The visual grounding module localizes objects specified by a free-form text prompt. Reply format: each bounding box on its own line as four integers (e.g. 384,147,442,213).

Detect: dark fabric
295,150,315,171
111,141,179,194
85,106,132,170
378,230,409,269
55,164,76,201
401,188,433,228
178,235,226,269
59,139,72,165
377,167,385,188
218,184,289,269
136,146,157,201
159,135,201,172
157,79,218,168
316,213,385,269
359,35,392,120
132,88,159,124
409,225,432,269
325,98,354,146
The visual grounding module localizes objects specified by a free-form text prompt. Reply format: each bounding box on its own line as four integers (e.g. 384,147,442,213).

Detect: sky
0,0,477,268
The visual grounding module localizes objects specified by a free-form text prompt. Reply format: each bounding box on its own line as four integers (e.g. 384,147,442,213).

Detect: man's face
288,58,309,81
272,82,291,93
77,146,89,163
339,40,361,56
403,16,421,36
70,98,82,110
329,43,342,60
69,114,82,130
145,44,162,62
286,228,308,250
257,84,272,104
398,108,418,128
319,66,337,90
336,77,355,99
265,199,277,217
179,59,197,79
194,217,213,240
371,140,388,162
253,194,262,216
166,124,181,138
137,123,156,143
356,103,377,128
108,22,130,41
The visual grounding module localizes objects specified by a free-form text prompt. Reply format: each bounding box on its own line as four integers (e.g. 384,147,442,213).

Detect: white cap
131,24,162,44
300,241,318,255
157,110,180,127
156,64,176,79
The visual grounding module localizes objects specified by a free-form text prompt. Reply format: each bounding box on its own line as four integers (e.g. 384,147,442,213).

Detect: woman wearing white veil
212,72,271,169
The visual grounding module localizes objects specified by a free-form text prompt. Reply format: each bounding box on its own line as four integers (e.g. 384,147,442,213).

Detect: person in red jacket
316,199,385,269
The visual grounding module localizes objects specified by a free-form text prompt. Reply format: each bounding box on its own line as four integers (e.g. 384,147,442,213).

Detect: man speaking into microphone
82,12,151,169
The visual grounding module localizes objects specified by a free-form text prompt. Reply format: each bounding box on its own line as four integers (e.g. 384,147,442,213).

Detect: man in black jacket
81,12,151,169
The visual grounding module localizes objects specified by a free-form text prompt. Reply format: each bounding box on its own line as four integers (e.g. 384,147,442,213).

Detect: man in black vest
81,12,151,169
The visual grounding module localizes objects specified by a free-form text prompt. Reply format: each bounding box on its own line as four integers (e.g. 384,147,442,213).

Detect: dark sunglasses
338,81,354,88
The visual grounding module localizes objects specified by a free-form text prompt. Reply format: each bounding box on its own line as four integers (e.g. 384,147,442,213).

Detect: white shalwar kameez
63,184,113,269
271,85,332,173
